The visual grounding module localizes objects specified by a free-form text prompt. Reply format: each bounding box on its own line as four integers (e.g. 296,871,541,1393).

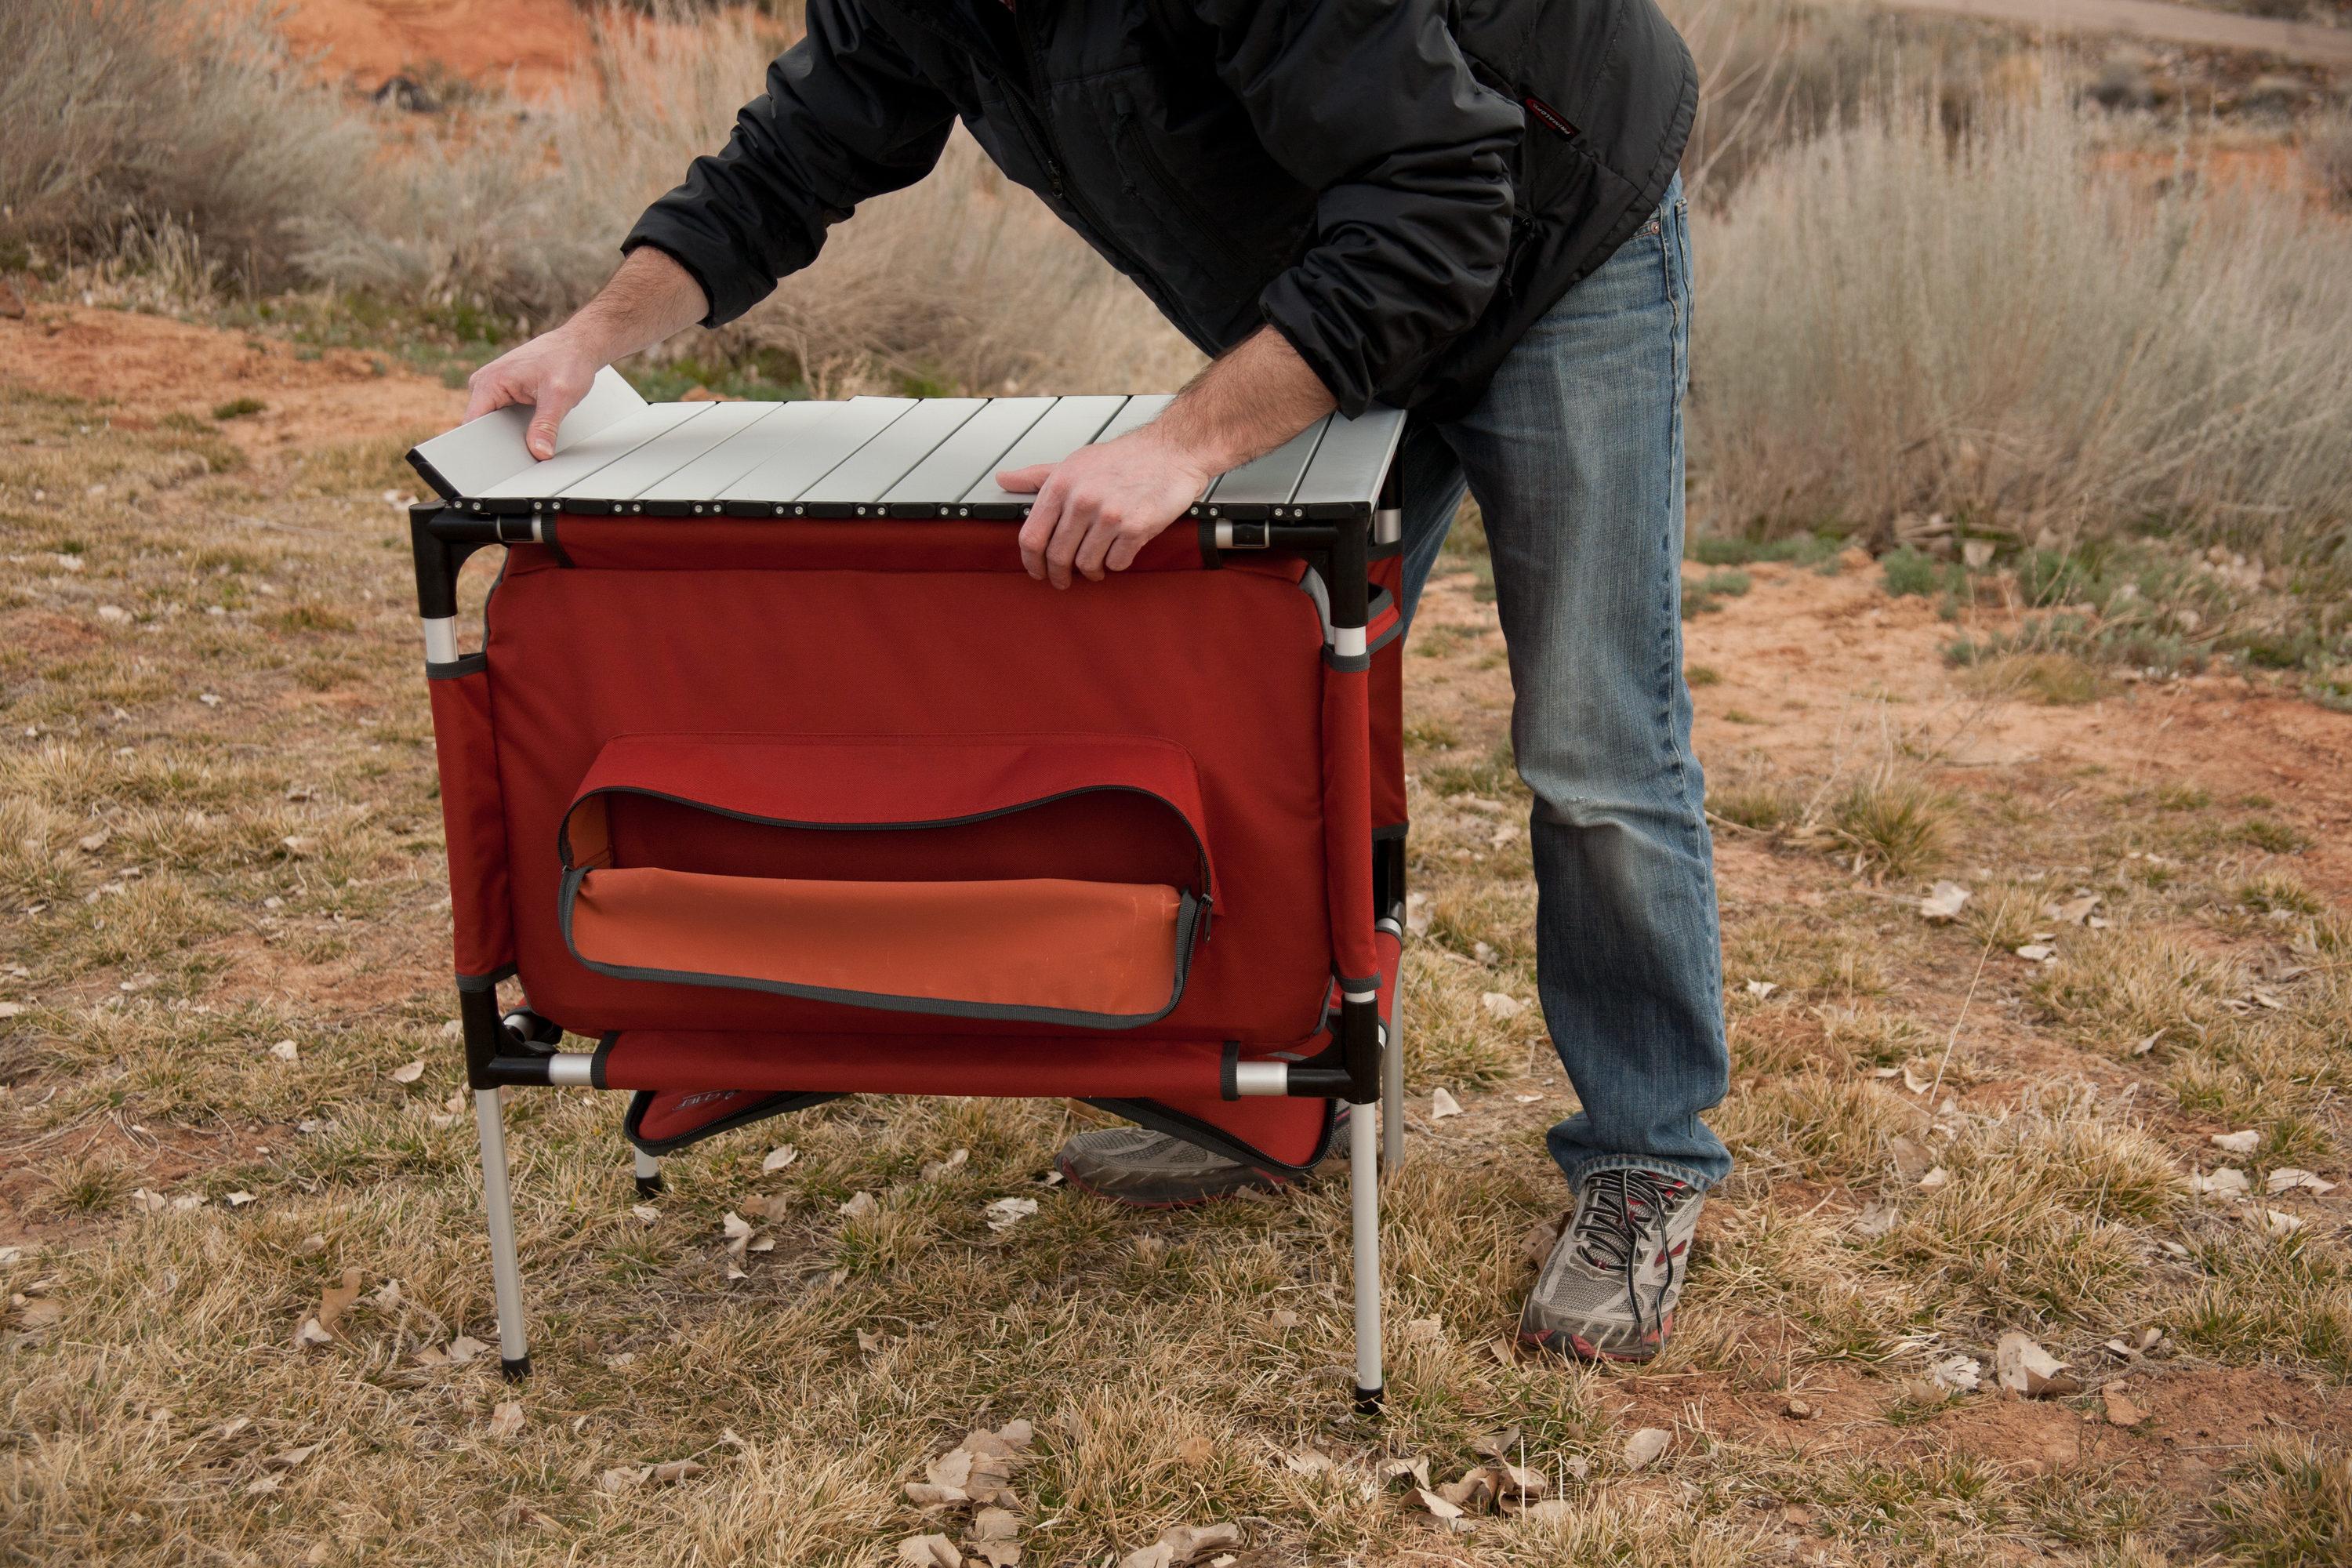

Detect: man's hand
464,331,605,462
460,245,710,461
1001,428,1214,588
1000,325,1337,588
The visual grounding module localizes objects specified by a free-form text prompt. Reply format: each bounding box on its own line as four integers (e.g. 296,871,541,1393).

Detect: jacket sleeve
1200,0,1521,415
623,0,956,328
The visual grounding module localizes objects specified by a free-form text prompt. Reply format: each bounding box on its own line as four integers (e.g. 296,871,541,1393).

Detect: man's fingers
462,370,514,426
526,408,564,462
1073,514,1121,582
524,377,586,462
1104,529,1149,575
1018,481,1065,581
1043,496,1097,590
996,463,1054,495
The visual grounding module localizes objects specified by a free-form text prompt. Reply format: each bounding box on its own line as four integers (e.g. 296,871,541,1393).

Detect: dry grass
1693,86,2352,564
0,0,372,287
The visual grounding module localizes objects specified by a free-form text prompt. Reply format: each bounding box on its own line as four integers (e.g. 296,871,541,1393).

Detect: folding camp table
406,371,1412,1412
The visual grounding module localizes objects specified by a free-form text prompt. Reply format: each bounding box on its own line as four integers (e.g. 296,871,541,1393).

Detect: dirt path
1836,0,2352,69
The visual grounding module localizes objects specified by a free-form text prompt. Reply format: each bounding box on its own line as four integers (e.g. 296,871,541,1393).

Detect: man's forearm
1149,325,1336,477
558,246,711,363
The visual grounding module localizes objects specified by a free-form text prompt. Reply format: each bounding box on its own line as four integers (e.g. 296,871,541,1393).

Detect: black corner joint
634,1171,666,1198
501,1355,532,1382
1354,1385,1385,1415
410,504,492,620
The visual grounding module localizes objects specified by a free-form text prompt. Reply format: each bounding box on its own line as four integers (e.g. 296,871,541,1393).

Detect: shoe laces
1570,1168,1690,1338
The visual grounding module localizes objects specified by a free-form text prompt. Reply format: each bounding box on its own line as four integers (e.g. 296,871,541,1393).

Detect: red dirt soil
275,0,597,98
0,302,464,459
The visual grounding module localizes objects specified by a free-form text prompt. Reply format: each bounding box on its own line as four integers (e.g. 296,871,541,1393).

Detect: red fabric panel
1322,662,1376,983
554,516,1206,575
600,1030,1237,1098
484,555,1332,1041
563,732,1212,891
426,670,514,978
1368,554,1406,835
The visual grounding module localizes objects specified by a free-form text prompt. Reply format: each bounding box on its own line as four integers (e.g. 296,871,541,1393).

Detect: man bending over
465,0,1728,1363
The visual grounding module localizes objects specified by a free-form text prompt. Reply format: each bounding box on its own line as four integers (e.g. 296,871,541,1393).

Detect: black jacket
626,0,1696,419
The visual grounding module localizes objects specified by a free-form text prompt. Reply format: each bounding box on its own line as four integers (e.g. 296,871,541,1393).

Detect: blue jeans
1396,173,1731,1192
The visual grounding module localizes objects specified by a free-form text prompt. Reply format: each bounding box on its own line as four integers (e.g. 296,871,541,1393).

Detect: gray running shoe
1519,1167,1703,1363
1054,1116,1338,1208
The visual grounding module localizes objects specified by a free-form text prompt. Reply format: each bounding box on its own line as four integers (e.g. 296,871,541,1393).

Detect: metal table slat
958,395,1129,513
635,401,832,515
717,397,918,514
1203,416,1330,516
475,403,708,513
561,400,775,513
1287,405,1409,518
1091,393,1173,443
407,365,647,505
879,397,1055,517
798,397,986,513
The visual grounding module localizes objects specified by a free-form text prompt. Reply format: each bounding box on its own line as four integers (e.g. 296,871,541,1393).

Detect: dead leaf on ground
908,1420,1034,1510
840,1191,880,1219
1994,1332,2078,1397
1429,1087,1462,1120
2101,1381,2147,1427
1479,992,1524,1020
983,1196,1038,1232
761,1144,799,1173
965,1506,1022,1567
1282,1444,1334,1476
2209,1130,2260,1156
2185,1167,2252,1200
1414,1486,1463,1522
315,1266,363,1335
898,1536,962,1568
389,1059,425,1084
445,1334,488,1365
487,1400,526,1440
1471,1425,1523,1461
1378,1455,1432,1489
923,1149,971,1181
1621,1428,1671,1470
1889,1136,1934,1181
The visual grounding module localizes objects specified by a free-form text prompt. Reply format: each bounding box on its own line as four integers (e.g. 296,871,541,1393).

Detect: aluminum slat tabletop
716,397,917,516
1199,420,1329,520
796,397,985,513
632,401,831,516
1287,407,1412,521
474,402,709,516
408,390,1406,524
878,397,1054,518
561,401,774,515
